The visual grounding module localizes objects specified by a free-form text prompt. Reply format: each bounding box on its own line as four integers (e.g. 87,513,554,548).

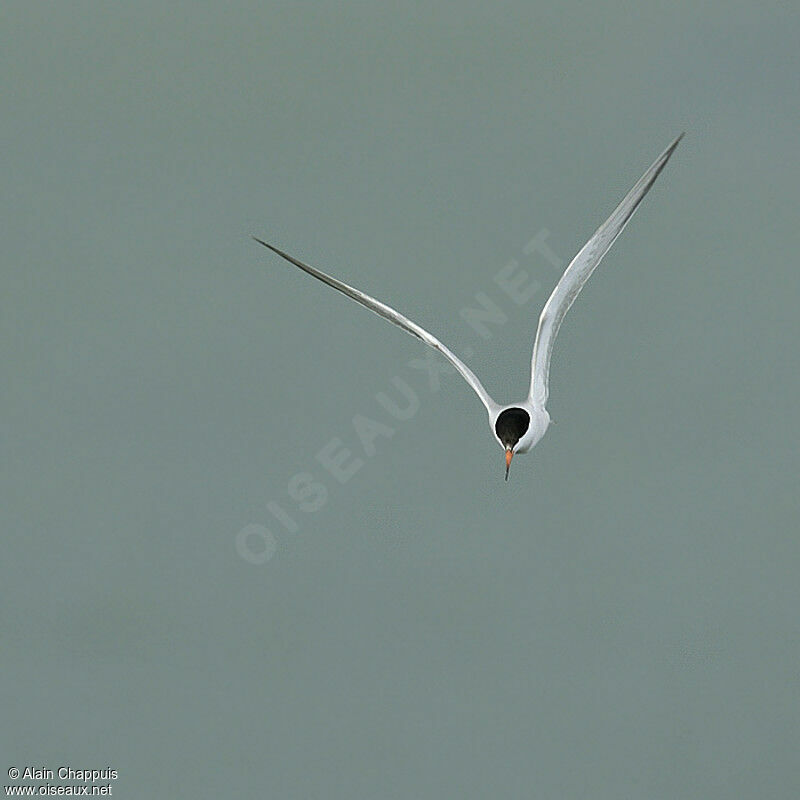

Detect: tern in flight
254,134,683,479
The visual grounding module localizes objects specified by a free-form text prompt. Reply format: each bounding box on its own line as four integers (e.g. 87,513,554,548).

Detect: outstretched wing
528,133,684,408
253,237,499,414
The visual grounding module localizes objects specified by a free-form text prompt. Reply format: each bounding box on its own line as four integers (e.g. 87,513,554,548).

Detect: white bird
254,134,683,479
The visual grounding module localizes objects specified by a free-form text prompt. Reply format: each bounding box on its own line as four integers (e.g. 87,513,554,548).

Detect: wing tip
252,235,294,264
251,235,273,250
664,131,685,158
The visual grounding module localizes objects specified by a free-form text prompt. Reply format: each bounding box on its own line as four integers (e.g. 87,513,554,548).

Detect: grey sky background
2,2,798,798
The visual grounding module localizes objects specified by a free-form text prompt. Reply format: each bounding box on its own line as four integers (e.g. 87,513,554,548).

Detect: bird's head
494,407,531,481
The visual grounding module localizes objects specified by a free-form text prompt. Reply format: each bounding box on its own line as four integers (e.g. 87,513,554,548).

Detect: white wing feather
529,133,684,407
253,238,499,414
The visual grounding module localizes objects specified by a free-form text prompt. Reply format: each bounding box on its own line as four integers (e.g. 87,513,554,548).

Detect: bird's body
255,134,683,478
